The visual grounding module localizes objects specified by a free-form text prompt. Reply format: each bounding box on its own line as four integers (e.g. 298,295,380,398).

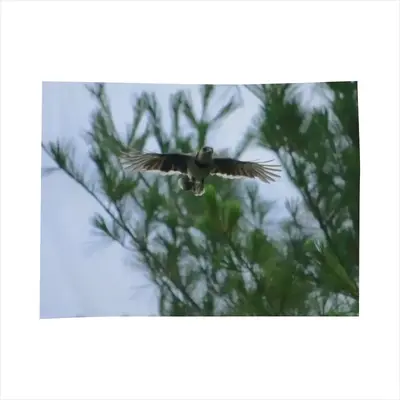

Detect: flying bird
120,146,281,196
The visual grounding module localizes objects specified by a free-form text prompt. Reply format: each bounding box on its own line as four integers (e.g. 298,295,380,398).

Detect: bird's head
201,146,214,155
196,146,214,162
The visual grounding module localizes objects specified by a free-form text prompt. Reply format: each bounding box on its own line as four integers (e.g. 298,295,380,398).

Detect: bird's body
120,146,281,196
182,150,215,195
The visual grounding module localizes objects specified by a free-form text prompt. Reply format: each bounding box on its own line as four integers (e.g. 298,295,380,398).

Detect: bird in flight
120,146,281,196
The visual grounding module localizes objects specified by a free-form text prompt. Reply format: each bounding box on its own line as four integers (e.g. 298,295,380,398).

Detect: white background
1,1,399,400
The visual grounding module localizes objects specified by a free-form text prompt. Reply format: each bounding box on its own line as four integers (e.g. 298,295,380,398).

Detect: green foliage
42,83,359,316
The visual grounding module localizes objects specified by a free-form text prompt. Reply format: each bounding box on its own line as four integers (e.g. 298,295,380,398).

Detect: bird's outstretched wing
120,149,191,175
210,157,281,183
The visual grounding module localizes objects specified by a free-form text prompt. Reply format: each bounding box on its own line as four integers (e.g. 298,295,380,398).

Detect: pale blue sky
40,83,304,318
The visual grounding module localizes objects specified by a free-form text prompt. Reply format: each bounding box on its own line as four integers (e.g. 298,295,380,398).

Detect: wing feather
211,157,281,183
120,149,190,176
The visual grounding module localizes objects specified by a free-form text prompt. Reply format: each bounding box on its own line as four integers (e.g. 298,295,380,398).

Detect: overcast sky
40,83,304,318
